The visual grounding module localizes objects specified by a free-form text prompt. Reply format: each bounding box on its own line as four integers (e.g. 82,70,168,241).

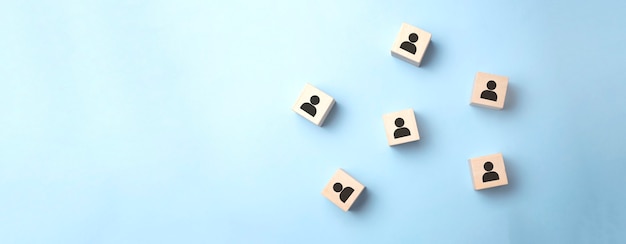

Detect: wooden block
382,109,420,146
469,153,509,190
321,169,365,212
292,83,335,126
390,23,432,67
470,72,509,110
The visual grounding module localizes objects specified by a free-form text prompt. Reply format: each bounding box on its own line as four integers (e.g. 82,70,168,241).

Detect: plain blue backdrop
1,0,626,243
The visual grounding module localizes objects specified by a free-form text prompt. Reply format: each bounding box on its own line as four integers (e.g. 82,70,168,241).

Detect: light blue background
1,0,625,243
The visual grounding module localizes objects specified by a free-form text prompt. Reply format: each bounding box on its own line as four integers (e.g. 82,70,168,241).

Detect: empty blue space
0,0,625,243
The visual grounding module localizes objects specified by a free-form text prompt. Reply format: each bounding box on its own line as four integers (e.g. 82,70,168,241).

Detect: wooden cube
321,169,365,212
382,109,420,146
391,23,432,67
469,153,509,190
470,72,509,110
292,83,335,126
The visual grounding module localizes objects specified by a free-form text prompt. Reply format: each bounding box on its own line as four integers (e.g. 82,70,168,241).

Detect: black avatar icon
393,118,411,139
482,161,500,182
480,80,498,101
300,95,320,117
400,33,419,54
333,182,354,203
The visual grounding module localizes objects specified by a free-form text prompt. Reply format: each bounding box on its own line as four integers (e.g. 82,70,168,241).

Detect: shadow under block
390,23,432,67
321,169,365,212
470,72,509,110
382,109,420,146
469,153,509,190
292,83,335,126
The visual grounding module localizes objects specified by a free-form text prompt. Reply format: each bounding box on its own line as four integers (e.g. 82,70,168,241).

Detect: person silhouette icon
300,95,319,117
393,118,411,139
400,33,418,54
480,80,498,101
333,182,354,203
482,161,500,182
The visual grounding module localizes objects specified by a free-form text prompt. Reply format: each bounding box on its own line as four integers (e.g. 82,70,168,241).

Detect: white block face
391,23,432,67
382,109,420,146
469,153,509,190
321,169,365,212
470,72,509,110
292,83,335,126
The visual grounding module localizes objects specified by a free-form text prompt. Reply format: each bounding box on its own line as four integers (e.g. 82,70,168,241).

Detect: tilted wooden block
292,83,335,126
321,169,365,212
391,23,432,67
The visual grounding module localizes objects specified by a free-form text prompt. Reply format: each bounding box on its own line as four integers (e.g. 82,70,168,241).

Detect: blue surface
1,0,626,243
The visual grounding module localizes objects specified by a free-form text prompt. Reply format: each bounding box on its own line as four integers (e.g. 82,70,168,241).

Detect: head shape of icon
333,182,355,203
300,95,320,117
482,161,500,182
395,118,404,127
480,80,498,101
408,33,418,43
309,95,320,105
393,117,411,139
400,33,419,54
